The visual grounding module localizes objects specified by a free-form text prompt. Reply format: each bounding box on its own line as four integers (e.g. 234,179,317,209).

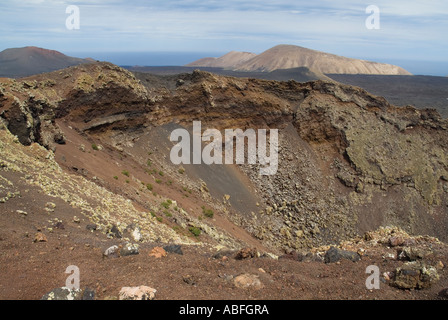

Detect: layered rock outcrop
1,62,446,251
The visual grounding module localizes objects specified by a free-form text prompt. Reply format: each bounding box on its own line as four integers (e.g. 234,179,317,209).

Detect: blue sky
1,0,447,75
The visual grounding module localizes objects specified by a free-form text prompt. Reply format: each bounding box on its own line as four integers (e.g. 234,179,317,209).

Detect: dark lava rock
86,224,97,231
164,244,183,255
82,288,95,300
324,247,361,264
109,224,122,238
392,261,439,289
53,221,65,230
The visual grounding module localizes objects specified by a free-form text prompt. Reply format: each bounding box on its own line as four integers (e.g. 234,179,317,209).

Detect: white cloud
0,0,446,63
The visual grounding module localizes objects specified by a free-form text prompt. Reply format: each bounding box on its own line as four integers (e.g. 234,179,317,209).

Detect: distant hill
187,44,412,75
0,46,94,78
186,51,257,69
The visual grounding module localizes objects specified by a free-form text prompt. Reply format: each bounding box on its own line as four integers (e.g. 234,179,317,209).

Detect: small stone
389,236,404,247
119,286,156,300
383,272,393,281
120,243,139,257
149,247,167,258
53,133,66,145
34,232,47,243
73,216,81,223
235,247,258,260
86,224,97,231
16,210,27,216
234,274,263,290
109,225,122,238
103,245,120,258
52,221,64,229
218,273,234,281
183,275,197,286
163,244,183,255
383,253,396,260
131,226,142,242
45,202,56,209
82,288,95,300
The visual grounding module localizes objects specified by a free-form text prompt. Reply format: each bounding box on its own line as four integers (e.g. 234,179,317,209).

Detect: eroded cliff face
243,82,448,250
0,63,148,147
1,62,447,252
